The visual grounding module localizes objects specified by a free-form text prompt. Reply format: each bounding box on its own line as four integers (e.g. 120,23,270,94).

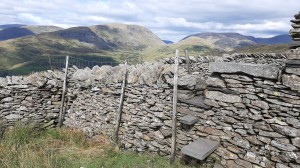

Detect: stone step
181,138,220,161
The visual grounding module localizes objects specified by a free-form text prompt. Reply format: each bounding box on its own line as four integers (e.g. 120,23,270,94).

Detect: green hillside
0,23,165,76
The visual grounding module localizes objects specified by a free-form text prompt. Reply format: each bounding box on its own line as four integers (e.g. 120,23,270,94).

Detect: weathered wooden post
185,50,191,74
58,55,69,127
170,50,179,164
48,53,53,71
114,61,128,144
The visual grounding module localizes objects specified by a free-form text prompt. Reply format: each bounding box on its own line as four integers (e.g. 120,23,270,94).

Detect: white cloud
0,0,298,41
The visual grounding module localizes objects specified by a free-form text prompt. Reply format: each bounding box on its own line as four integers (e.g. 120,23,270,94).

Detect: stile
170,50,179,164
113,61,128,144
58,55,69,127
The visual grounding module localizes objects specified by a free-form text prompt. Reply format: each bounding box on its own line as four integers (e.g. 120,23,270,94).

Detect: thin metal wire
49,55,119,72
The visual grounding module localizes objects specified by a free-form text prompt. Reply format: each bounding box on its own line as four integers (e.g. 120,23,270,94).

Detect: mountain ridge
0,25,63,41
0,23,292,76
0,24,26,30
181,32,292,44
0,23,165,72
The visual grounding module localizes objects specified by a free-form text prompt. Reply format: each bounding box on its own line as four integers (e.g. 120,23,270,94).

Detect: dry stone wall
0,71,64,128
1,53,299,168
205,61,300,168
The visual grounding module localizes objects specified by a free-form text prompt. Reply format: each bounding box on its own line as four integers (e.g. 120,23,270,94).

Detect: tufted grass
0,123,198,168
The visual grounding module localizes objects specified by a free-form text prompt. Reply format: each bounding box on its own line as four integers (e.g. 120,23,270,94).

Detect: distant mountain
0,23,164,71
244,34,292,44
230,44,290,54
0,27,35,41
0,24,25,30
0,25,63,41
141,32,291,61
179,32,256,51
163,40,173,44
24,26,63,34
178,32,292,52
0,23,292,75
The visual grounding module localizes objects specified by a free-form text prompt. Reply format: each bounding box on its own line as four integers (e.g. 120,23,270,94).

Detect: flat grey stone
5,114,23,120
282,74,300,91
213,164,224,168
286,59,300,66
286,49,300,60
0,77,7,87
291,19,300,24
209,62,280,79
206,77,226,87
2,97,13,102
179,115,199,125
285,67,300,75
179,96,211,109
290,28,300,34
205,91,241,103
72,68,92,81
292,23,300,28
271,140,297,151
181,138,220,160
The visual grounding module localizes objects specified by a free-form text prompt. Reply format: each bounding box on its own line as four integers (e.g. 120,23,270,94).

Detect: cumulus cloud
0,0,298,41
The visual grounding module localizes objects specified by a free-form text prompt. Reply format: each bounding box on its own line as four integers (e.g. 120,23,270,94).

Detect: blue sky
0,0,298,41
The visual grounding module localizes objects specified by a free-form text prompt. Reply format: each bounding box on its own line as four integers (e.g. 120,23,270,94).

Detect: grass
0,123,200,168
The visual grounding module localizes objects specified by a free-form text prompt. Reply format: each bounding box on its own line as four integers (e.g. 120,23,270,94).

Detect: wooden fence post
48,53,53,71
114,61,128,144
58,55,69,127
170,50,179,164
185,50,191,74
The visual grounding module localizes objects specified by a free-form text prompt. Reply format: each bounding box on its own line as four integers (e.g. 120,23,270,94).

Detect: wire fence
50,56,119,70
0,55,121,77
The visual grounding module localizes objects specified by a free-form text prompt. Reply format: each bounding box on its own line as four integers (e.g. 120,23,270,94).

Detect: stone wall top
209,62,281,80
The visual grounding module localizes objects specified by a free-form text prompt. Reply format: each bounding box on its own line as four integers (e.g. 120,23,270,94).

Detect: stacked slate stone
286,11,300,84
285,49,300,81
290,11,300,46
